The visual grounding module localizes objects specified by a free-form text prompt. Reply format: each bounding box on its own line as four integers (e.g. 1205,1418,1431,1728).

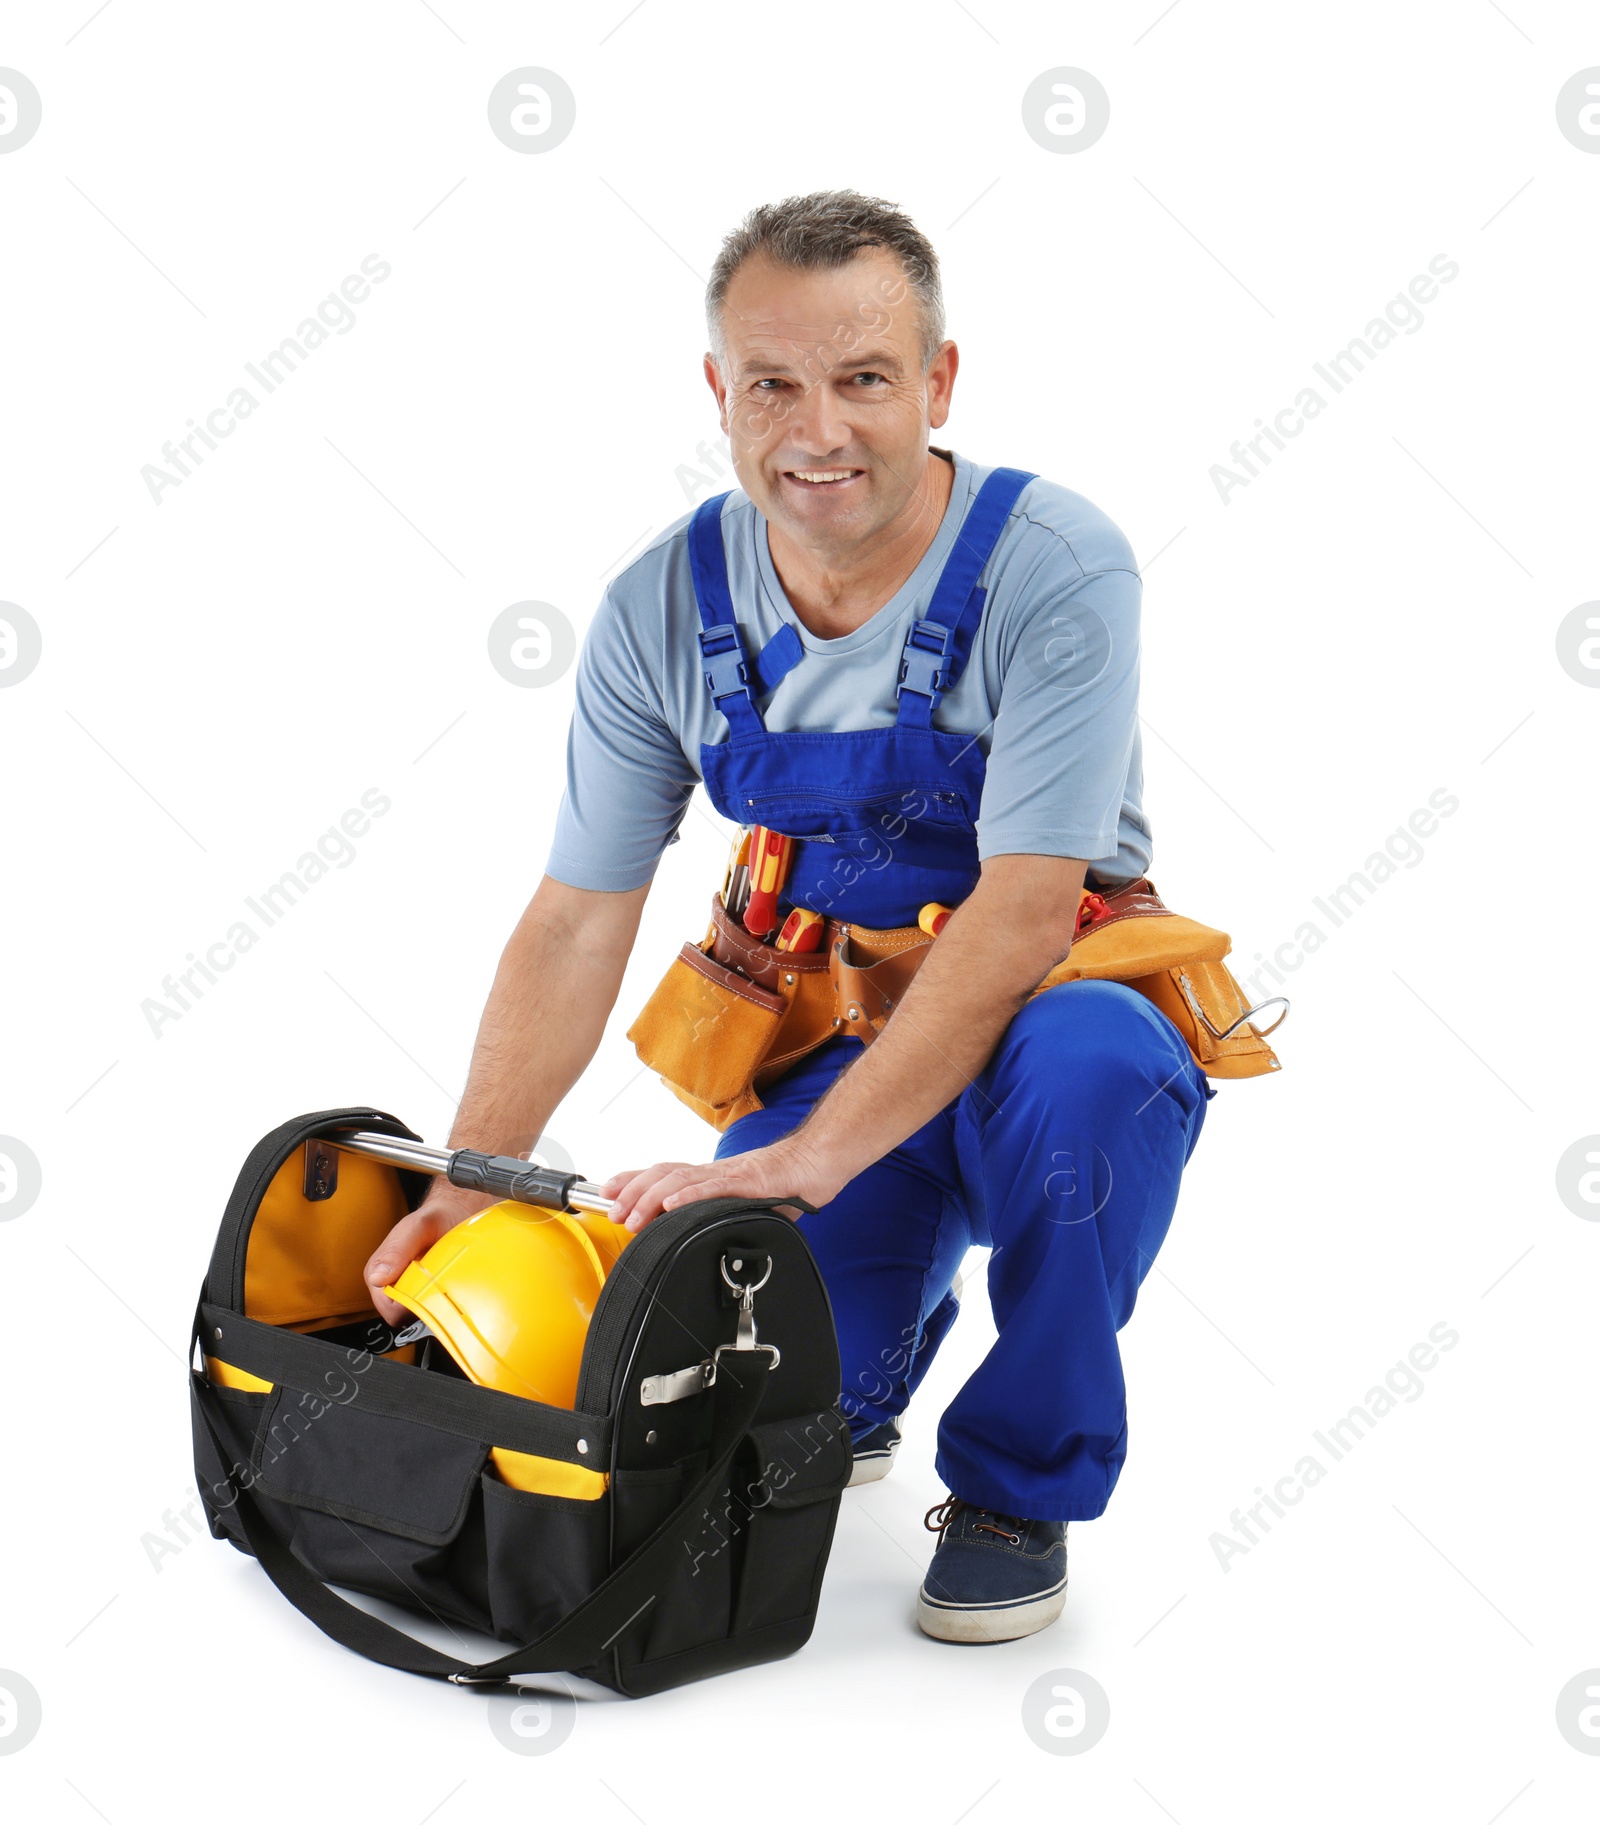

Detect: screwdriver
775,906,824,953
743,825,794,938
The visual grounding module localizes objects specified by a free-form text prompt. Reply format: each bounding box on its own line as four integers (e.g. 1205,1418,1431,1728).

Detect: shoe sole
847,1448,898,1487
915,1578,1068,1643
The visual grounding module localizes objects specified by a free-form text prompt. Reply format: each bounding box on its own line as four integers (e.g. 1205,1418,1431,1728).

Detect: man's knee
995,980,1185,1095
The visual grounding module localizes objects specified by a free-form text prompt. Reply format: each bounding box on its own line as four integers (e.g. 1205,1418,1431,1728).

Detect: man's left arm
602,851,1087,1227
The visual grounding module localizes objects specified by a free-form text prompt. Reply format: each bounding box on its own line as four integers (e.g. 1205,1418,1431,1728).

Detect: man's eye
754,378,784,391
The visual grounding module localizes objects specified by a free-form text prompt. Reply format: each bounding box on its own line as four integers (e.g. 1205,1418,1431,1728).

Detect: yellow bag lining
205,1355,273,1393
244,1145,411,1330
489,1448,608,1499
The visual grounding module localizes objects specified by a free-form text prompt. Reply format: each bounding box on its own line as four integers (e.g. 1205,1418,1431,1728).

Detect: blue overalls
687,467,1214,1523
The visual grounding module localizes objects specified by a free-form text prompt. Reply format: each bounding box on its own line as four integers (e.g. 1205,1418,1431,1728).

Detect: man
365,190,1214,1644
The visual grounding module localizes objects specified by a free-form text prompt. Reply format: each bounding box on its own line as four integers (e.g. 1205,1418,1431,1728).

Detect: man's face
705,248,956,551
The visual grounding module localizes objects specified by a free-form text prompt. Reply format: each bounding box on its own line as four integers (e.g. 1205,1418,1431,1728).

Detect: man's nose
786,375,852,455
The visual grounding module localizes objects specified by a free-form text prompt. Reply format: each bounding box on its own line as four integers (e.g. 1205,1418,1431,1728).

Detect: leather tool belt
627,878,1285,1133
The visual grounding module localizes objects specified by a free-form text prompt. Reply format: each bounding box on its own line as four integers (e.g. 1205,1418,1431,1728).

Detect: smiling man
366,190,1219,1644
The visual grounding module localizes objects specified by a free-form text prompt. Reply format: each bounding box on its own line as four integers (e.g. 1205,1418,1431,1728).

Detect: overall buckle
896,618,955,704
699,624,751,707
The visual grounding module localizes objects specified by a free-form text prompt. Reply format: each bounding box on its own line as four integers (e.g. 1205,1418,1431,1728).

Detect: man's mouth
783,467,865,490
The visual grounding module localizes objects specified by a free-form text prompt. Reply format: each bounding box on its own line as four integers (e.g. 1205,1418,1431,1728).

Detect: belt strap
702,892,933,1050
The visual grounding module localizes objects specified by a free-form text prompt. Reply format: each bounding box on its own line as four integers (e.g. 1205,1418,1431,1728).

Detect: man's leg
938,979,1214,1522
716,1038,971,1440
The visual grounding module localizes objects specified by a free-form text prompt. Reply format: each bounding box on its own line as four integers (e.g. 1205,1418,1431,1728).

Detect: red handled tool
743,825,794,939
775,907,824,953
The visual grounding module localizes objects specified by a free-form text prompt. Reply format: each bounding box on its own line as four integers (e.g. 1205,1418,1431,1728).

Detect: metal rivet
784,973,794,985
213,1327,222,1340
848,1005,860,1020
576,1439,588,1455
732,1258,743,1270
646,1429,658,1445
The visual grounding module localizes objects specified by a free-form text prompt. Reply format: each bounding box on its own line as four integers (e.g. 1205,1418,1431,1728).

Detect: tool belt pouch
627,897,839,1130
191,1108,852,1697
1037,881,1282,1080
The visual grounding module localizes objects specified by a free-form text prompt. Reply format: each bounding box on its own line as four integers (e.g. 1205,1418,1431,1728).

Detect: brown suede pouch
626,942,789,1124
1029,882,1281,1078
1122,961,1281,1079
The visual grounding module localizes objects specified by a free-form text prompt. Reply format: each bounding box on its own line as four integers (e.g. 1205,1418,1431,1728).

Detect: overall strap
896,465,1037,728
688,492,764,735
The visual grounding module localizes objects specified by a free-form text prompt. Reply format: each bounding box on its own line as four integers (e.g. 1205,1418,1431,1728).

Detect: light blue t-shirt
545,447,1150,891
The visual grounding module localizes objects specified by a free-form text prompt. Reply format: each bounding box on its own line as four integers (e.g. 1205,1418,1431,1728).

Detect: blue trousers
716,980,1214,1522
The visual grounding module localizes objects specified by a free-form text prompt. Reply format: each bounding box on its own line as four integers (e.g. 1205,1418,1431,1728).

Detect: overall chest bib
690,467,1037,928
628,465,1286,1131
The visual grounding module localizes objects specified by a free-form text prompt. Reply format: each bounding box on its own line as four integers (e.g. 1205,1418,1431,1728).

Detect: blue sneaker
847,1418,902,1487
917,1496,1068,1642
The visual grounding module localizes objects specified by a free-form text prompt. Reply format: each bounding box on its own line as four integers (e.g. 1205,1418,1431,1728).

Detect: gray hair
705,189,946,373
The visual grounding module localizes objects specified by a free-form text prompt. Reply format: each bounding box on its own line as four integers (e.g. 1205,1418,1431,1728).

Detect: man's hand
358,872,649,1322
600,1135,842,1233
363,1184,498,1326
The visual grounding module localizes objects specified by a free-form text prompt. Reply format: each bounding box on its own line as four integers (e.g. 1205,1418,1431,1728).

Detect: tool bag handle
195,1348,772,1685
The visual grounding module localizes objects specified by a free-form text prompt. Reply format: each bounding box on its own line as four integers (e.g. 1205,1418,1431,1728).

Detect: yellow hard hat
384,1200,632,1411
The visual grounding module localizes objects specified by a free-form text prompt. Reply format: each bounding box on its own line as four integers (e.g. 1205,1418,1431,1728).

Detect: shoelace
923,1496,1023,1548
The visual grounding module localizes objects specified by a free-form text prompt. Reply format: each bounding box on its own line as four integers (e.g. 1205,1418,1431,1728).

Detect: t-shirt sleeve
975,565,1141,864
543,586,699,891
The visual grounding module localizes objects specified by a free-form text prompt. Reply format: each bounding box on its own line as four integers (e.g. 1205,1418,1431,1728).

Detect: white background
2,0,1597,1818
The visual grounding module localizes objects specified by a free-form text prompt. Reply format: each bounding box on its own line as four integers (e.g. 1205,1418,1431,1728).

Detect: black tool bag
190,1107,852,1697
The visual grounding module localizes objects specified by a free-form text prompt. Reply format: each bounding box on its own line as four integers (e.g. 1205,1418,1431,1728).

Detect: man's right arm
362,873,650,1322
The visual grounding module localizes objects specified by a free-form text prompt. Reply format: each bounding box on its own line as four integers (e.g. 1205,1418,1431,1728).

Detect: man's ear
927,340,958,431
704,352,728,432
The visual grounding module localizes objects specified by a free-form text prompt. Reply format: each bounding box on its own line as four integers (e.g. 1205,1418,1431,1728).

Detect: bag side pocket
611,1449,736,1662
480,1473,609,1644
730,1410,851,1634
246,1387,494,1632
191,1372,270,1552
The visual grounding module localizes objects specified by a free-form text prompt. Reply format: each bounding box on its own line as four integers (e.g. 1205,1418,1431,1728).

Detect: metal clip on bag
190,1108,851,1697
628,879,1284,1131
